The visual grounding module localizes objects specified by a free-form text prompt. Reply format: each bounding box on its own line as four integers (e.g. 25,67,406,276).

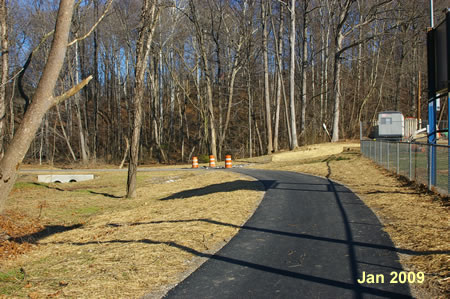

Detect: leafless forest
0,0,446,165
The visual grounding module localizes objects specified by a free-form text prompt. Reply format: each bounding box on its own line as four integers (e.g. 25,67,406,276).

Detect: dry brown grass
2,142,448,298
1,170,264,298
253,142,449,299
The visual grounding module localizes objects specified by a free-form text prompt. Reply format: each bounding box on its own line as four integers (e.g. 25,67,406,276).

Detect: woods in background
0,0,445,165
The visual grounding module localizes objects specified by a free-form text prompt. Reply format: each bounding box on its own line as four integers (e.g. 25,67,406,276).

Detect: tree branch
52,75,93,106
68,0,114,46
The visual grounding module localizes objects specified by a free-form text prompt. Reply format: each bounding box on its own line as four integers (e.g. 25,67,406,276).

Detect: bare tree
0,0,92,213
329,0,393,142
0,0,7,157
300,0,310,140
289,0,298,149
272,2,284,152
126,0,160,198
217,1,245,157
188,0,218,159
261,0,273,154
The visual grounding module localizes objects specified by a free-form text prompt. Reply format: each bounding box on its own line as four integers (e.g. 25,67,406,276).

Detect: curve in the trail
160,168,412,299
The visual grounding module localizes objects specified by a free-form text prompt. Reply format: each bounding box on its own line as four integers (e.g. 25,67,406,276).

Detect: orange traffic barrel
209,155,216,168
225,155,232,168
192,156,199,168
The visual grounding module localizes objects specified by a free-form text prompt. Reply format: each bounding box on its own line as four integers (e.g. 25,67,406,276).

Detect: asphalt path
161,168,412,299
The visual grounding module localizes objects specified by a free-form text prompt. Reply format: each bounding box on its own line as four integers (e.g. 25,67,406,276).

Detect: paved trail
162,169,412,299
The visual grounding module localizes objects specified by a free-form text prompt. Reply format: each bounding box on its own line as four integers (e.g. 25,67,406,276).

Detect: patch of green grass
13,182,47,190
0,283,25,296
73,189,93,194
0,268,25,282
0,268,26,295
74,206,101,215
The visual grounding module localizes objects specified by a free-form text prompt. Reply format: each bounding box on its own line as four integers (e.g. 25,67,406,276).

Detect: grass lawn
1,170,264,298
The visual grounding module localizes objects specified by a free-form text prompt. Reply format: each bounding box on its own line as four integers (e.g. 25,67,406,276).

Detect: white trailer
378,111,404,139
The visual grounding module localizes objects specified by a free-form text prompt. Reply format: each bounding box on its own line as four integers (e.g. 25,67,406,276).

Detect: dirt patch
254,143,449,299
1,170,264,298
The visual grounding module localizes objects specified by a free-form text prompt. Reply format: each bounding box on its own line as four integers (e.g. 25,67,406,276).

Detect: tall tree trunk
169,50,175,136
272,3,284,152
300,3,308,139
205,72,217,158
323,26,330,126
218,27,243,155
331,0,353,142
331,33,344,142
126,0,159,198
261,1,273,154
218,65,240,155
0,0,7,158
93,0,99,162
191,1,217,159
158,46,164,145
289,0,298,149
74,41,89,163
0,0,90,213
247,70,253,158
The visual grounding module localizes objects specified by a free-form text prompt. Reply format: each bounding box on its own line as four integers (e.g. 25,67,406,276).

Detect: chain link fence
360,139,450,195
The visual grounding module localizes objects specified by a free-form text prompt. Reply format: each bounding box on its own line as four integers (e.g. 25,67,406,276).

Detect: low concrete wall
38,174,94,183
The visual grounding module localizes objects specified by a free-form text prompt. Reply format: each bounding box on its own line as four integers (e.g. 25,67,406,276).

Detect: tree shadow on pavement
52,236,413,299
105,219,449,256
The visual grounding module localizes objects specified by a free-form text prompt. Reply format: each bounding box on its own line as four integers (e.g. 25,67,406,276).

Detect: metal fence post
447,93,450,194
374,141,380,163
447,145,450,195
448,144,450,195
397,142,400,174
374,141,376,162
387,142,390,170
379,141,382,165
409,142,412,180
428,144,432,190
